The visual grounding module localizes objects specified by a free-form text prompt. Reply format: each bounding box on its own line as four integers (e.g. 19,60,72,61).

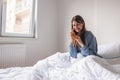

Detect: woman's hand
70,30,84,47
70,31,78,46
75,35,84,47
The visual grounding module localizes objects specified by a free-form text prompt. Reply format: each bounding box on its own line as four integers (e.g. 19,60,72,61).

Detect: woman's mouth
77,28,80,31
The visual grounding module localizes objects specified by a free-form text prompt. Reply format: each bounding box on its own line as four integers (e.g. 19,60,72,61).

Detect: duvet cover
0,52,120,80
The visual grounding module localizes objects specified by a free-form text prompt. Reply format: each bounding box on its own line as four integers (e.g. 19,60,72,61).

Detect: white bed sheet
33,52,120,80
0,52,120,80
0,67,33,80
106,58,120,65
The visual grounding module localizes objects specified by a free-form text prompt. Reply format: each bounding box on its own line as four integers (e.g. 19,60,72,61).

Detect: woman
69,15,99,58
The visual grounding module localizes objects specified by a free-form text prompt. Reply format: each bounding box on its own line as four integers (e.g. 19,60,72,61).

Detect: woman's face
72,21,83,33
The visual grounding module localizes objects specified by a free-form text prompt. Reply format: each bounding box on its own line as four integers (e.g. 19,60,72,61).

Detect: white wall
96,0,120,44
0,0,120,66
57,0,120,52
0,0,58,66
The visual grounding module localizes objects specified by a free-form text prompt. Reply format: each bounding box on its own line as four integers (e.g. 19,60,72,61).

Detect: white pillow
98,43,120,59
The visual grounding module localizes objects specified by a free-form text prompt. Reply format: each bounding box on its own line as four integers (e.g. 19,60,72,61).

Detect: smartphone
73,30,78,35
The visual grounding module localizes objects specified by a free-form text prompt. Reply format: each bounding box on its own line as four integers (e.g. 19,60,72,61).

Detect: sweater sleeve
80,31,98,57
69,43,78,58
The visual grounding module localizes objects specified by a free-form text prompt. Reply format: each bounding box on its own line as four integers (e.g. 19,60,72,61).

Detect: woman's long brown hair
71,15,86,44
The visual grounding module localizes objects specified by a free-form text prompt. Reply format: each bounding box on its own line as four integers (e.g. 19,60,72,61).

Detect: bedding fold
0,52,120,80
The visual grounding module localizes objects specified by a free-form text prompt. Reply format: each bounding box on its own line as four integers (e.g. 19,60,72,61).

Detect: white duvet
0,67,33,80
0,52,120,80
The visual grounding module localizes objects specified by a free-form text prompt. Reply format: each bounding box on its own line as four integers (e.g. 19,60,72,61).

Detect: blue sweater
69,31,98,58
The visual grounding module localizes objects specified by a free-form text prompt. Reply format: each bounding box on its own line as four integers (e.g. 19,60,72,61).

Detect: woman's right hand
70,30,78,46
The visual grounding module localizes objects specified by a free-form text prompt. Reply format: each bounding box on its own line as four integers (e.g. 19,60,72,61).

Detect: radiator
0,44,26,68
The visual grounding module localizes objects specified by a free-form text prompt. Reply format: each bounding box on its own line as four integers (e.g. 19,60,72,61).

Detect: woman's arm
69,43,78,58
69,31,79,58
79,31,98,57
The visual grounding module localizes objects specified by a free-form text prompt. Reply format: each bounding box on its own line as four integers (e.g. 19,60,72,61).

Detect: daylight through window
1,0,37,37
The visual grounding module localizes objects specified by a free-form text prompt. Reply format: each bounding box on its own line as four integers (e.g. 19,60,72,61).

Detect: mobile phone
73,30,78,35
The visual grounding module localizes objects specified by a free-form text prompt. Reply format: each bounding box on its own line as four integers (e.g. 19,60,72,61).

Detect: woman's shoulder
85,31,95,38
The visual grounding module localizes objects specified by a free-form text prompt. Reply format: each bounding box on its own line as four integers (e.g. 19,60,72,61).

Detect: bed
0,43,120,80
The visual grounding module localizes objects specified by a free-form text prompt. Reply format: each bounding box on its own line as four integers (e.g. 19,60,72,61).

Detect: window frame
0,0,37,38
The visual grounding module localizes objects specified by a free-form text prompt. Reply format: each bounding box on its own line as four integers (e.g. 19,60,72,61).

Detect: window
0,0,37,38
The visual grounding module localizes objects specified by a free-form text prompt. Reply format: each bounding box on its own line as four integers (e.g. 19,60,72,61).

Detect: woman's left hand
75,35,84,47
